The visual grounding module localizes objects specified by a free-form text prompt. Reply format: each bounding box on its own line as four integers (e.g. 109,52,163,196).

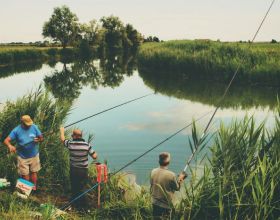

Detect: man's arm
4,136,17,153
60,127,66,143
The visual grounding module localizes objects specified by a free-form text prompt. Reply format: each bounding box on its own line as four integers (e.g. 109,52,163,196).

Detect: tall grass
178,115,280,219
138,40,280,86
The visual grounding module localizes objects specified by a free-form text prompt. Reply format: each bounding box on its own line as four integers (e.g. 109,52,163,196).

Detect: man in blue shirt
4,115,43,190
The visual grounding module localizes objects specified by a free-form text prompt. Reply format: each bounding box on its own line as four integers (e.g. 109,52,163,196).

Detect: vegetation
42,6,143,58
138,40,280,86
178,115,280,219
0,6,143,67
0,46,76,67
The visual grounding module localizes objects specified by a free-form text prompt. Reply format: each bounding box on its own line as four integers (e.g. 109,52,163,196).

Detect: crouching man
60,127,97,210
150,152,187,219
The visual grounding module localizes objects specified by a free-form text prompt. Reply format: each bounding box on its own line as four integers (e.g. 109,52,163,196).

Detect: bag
15,178,34,199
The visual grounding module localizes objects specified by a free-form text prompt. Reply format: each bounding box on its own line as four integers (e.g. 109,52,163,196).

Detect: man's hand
178,172,187,183
34,135,43,143
91,152,98,160
34,137,39,143
8,145,16,153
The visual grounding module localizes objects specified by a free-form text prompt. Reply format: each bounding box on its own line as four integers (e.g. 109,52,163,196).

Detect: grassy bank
138,40,280,86
0,89,279,219
0,46,77,67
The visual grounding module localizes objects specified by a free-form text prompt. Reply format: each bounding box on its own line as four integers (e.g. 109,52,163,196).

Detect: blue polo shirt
9,124,42,159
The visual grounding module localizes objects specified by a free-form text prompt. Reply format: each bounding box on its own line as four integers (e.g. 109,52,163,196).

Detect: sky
0,0,279,43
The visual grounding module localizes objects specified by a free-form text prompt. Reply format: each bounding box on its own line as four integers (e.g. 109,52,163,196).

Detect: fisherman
3,115,43,190
150,152,187,219
60,127,97,210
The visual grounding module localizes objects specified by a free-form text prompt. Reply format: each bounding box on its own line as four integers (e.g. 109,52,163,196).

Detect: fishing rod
1,92,154,157
59,110,213,210
182,0,276,173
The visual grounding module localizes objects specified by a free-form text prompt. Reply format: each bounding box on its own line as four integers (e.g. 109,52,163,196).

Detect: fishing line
59,110,213,210
1,92,154,157
58,0,276,208
183,0,276,173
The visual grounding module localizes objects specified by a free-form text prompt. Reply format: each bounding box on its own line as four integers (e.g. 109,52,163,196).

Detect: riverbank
138,40,280,86
0,89,279,219
0,46,77,67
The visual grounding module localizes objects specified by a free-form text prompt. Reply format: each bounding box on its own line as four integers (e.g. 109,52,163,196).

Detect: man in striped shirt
60,127,97,209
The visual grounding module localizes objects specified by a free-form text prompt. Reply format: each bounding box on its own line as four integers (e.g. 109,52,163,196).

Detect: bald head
72,129,83,139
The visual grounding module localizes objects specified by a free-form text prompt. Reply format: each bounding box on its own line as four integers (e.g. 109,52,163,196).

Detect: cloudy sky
0,0,279,43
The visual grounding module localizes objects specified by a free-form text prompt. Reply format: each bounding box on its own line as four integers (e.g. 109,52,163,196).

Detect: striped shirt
64,138,95,169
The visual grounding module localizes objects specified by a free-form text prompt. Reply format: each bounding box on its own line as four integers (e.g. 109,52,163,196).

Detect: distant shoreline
138,40,280,86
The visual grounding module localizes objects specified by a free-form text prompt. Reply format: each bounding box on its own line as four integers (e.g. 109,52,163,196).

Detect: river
0,56,278,184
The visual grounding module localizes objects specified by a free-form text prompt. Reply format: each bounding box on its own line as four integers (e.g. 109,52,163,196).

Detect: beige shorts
17,154,41,176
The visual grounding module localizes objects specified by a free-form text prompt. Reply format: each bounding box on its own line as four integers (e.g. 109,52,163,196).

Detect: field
138,40,280,86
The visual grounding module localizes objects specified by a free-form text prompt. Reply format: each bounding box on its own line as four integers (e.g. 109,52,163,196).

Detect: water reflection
1,53,279,110
44,53,137,102
0,62,43,79
138,67,280,110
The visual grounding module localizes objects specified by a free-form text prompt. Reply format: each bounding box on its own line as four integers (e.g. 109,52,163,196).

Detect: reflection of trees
138,67,280,110
44,52,136,101
44,64,83,102
0,62,43,79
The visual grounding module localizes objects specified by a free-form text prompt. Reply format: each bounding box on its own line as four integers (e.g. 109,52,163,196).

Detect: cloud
120,100,274,134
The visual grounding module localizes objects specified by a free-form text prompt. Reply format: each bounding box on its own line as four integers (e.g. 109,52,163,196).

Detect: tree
42,6,80,49
124,24,143,51
143,36,160,43
100,16,124,52
80,19,103,46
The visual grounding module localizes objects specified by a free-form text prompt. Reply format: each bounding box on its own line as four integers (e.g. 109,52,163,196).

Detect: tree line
42,5,143,56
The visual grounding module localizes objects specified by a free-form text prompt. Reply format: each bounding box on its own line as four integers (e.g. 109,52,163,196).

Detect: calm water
0,58,278,184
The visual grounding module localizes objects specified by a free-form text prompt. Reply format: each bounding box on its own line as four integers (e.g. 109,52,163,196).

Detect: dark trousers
152,204,172,219
70,166,88,209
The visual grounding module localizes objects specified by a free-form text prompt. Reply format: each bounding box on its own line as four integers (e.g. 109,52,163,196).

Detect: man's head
72,129,83,139
21,115,33,129
159,152,171,166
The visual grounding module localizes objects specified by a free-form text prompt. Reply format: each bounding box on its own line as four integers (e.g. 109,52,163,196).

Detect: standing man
60,127,97,209
150,152,187,219
4,115,43,190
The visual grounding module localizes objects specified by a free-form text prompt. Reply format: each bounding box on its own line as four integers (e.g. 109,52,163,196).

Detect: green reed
138,40,280,86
